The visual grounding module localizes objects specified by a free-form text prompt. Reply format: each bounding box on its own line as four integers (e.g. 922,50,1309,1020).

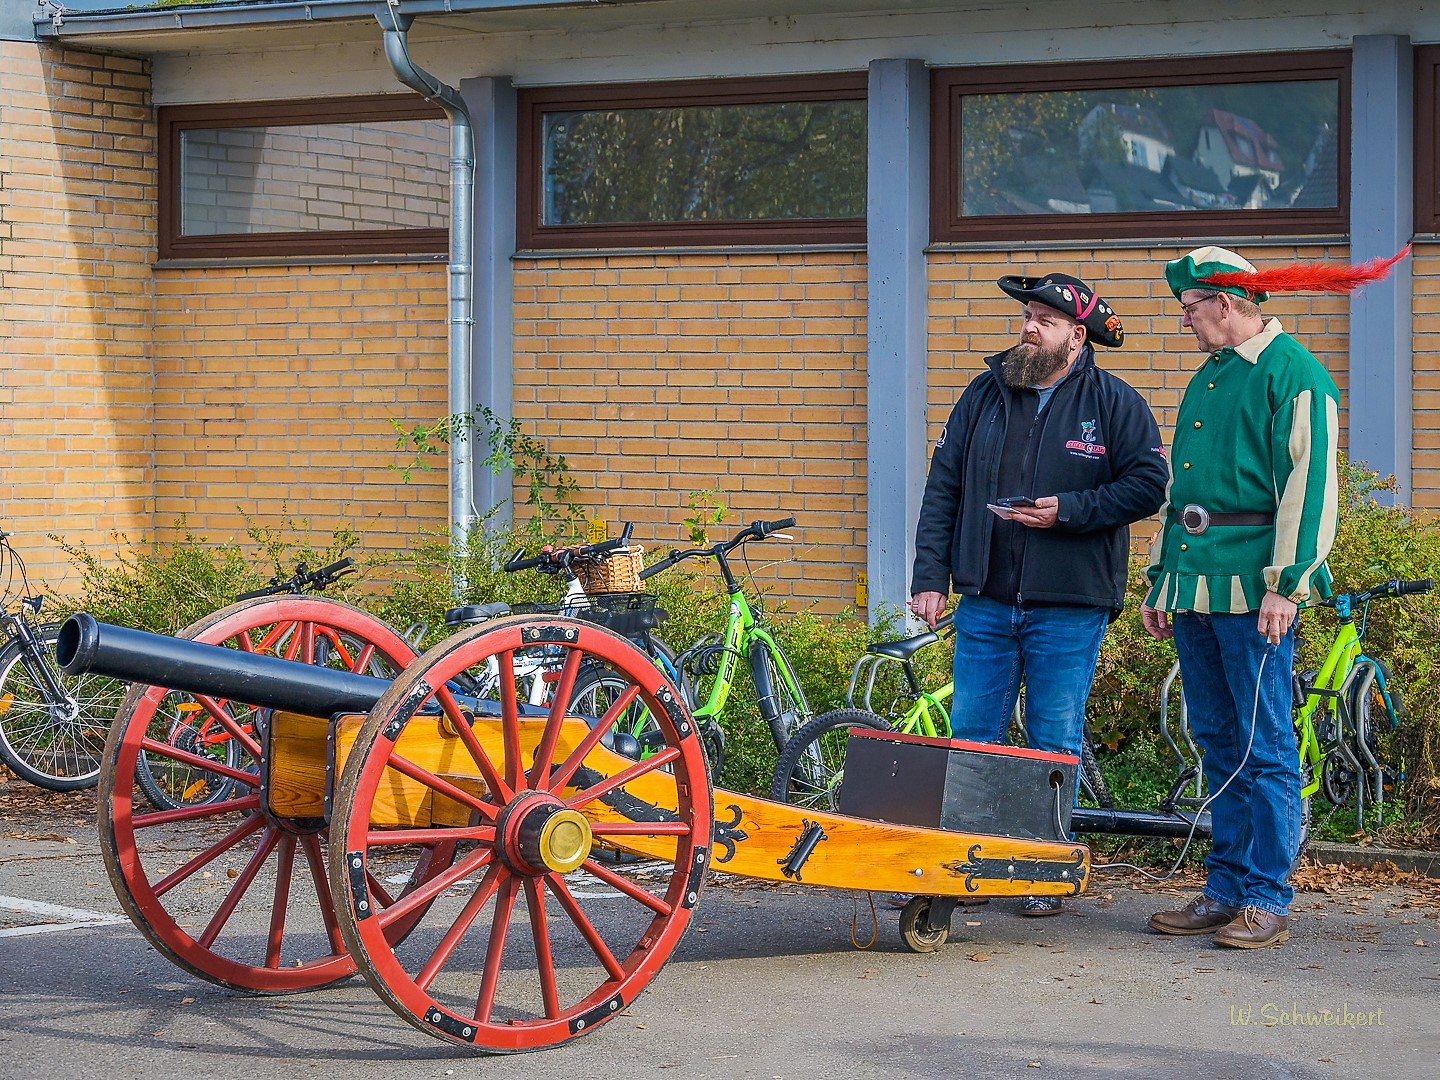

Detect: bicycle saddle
866,630,939,661
444,601,513,627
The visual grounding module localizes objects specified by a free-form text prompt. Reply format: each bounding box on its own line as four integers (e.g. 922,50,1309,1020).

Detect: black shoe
1020,895,1064,917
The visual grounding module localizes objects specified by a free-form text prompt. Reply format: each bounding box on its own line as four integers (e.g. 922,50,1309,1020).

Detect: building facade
3,1,1437,615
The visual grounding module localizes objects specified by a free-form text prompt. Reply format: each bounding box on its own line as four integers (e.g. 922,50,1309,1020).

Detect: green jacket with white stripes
1145,318,1340,614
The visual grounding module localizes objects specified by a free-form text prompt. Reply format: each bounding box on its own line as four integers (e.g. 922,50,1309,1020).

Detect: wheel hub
497,792,593,875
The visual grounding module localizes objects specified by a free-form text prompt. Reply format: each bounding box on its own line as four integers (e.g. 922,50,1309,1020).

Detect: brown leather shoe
1147,895,1238,935
1214,906,1289,949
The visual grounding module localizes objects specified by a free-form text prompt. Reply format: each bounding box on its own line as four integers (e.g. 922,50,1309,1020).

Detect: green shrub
1086,456,1440,844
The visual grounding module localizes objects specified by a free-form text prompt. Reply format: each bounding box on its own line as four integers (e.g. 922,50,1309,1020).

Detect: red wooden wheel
330,615,712,1052
97,596,447,993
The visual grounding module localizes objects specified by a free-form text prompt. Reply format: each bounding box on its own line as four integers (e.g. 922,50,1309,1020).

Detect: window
1416,46,1440,232
932,53,1348,243
517,74,867,249
159,96,449,259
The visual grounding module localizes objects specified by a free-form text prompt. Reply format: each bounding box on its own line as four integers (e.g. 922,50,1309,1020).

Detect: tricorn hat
997,272,1124,348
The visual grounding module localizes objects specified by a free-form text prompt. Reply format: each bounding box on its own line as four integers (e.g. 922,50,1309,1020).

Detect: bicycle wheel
1078,734,1115,810
769,708,891,810
134,692,245,810
0,624,126,791
750,639,811,749
97,596,445,994
330,615,712,1052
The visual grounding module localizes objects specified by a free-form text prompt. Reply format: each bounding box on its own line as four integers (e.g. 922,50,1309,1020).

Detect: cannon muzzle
56,613,391,716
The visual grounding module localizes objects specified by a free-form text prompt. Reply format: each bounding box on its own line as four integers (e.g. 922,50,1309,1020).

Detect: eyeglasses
1180,293,1222,317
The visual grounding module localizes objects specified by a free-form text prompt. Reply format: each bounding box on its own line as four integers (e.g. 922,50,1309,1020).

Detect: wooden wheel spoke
529,650,583,788
546,875,625,981
564,747,680,810
547,685,640,793
364,824,496,847
523,878,561,1019
375,847,495,930
378,753,500,823
590,821,691,837
190,696,263,760
197,826,282,948
580,857,675,916
132,792,259,829
475,875,520,1023
300,834,346,956
497,650,523,792
415,862,504,992
351,640,378,673
152,814,264,896
264,835,298,969
138,736,257,789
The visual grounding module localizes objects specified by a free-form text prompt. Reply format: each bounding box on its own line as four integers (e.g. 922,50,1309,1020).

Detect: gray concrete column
1349,35,1414,499
459,75,518,525
866,58,930,621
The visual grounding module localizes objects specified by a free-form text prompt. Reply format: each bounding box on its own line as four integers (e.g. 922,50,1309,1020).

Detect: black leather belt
1180,504,1275,535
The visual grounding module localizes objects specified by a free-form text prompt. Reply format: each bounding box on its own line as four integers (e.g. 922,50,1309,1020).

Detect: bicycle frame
689,588,798,726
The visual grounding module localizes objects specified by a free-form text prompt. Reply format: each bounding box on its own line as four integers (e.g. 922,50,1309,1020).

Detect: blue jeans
1173,611,1299,916
948,595,1108,760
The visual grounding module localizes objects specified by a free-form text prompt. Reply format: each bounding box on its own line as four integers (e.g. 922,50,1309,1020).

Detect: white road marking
0,894,127,938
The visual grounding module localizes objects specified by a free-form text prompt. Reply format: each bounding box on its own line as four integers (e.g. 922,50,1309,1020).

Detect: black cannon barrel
56,613,391,717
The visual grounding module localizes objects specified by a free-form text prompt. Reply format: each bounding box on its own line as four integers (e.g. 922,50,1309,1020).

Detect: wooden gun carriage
59,599,1089,1054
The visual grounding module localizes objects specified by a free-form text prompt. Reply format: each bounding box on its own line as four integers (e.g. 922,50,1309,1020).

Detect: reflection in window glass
179,118,449,236
542,100,866,225
959,81,1338,216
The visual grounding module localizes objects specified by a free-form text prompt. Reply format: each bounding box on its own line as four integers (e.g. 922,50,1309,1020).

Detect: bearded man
909,271,1167,915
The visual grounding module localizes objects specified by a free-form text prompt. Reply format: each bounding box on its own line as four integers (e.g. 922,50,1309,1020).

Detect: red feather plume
1200,244,1411,297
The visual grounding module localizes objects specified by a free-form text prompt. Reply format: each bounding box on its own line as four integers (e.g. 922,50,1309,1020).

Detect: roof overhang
30,0,962,56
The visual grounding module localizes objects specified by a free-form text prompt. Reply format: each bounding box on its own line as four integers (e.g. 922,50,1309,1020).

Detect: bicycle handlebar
503,522,635,575
1318,577,1434,608
234,557,355,601
637,517,797,580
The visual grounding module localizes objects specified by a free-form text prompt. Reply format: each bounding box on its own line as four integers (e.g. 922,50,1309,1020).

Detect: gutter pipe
380,10,476,543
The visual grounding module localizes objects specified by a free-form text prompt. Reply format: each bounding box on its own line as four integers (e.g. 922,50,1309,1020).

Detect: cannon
66,608,1091,1053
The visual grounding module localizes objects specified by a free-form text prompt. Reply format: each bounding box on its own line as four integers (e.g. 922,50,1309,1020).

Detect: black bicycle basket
511,592,667,640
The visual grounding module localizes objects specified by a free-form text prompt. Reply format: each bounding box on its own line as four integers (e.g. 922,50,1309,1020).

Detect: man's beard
1000,338,1073,388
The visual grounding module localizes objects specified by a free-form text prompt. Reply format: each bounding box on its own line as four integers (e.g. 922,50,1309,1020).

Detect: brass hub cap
499,793,593,875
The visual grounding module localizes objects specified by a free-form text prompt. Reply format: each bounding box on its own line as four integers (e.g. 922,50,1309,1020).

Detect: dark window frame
1416,45,1440,232
931,51,1351,243
516,73,868,250
158,95,449,260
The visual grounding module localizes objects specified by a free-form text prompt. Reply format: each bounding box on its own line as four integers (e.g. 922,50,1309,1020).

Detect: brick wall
150,263,449,551
512,252,868,611
0,42,154,585
927,242,1353,549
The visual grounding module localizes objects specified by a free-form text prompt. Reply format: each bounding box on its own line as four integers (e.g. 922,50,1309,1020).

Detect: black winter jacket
910,346,1168,613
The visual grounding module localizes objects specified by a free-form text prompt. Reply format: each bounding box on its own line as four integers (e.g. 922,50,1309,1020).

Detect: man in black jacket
910,272,1167,914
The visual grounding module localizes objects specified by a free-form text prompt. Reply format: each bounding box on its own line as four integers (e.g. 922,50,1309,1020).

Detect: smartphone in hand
987,496,1036,520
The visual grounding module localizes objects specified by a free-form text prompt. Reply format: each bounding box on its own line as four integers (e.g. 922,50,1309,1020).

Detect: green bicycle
639,517,813,781
1159,576,1432,852
770,611,1112,810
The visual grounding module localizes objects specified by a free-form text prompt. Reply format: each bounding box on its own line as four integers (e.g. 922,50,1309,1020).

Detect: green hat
1165,246,1270,304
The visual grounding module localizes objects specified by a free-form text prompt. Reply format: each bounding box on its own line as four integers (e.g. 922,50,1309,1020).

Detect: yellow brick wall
151,264,449,550
0,42,155,585
927,242,1352,549
1413,242,1440,511
512,252,868,611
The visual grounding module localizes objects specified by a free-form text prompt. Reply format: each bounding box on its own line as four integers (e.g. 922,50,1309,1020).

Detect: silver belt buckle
1180,504,1210,535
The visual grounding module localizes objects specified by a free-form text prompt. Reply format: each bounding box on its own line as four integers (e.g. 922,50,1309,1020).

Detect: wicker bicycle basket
575,546,645,594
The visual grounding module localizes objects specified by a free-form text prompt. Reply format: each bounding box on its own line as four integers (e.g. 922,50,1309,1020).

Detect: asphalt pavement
1,779,1436,1080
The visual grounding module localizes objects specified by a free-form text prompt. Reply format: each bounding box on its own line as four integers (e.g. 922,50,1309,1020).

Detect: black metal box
837,729,1078,843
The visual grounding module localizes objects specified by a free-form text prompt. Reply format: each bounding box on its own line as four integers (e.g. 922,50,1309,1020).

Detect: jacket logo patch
1065,418,1106,457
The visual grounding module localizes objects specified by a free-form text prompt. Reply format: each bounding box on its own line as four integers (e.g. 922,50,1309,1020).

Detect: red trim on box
847,726,1079,766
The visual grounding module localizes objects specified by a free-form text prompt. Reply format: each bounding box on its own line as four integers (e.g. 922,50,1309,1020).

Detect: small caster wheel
899,895,949,953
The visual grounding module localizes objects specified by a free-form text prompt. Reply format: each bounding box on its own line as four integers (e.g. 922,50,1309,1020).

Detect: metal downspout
380,13,476,542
